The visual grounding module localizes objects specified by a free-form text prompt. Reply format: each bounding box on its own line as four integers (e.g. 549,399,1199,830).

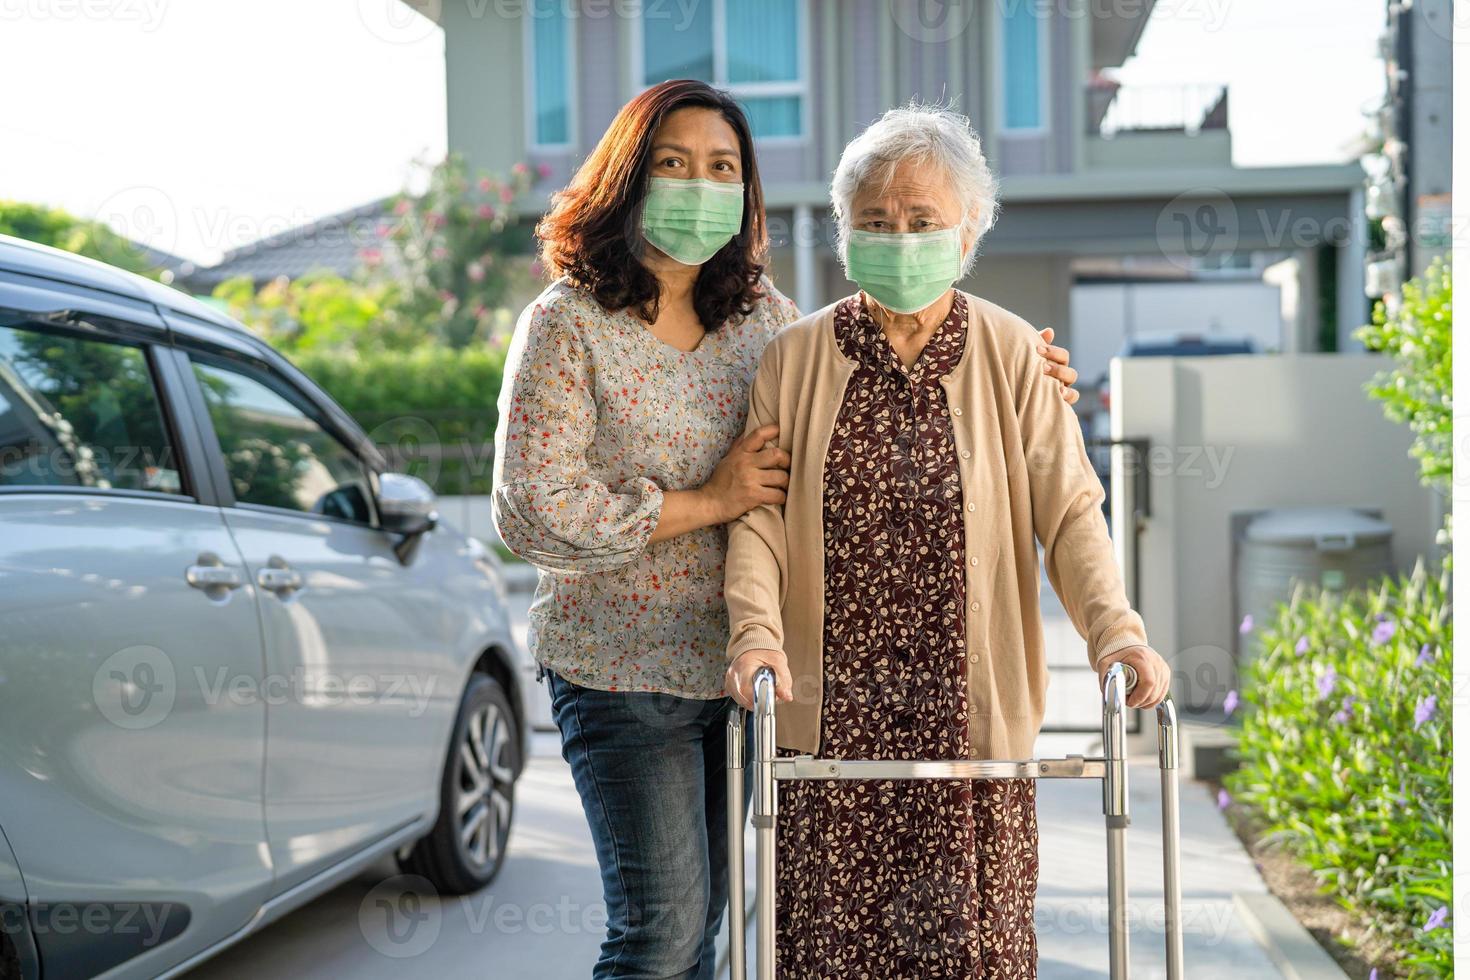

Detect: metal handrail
726,660,1183,979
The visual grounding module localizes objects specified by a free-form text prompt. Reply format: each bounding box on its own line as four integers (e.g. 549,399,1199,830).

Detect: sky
1,0,1387,266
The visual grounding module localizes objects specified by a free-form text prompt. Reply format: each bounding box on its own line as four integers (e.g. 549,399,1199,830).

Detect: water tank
1236,508,1395,661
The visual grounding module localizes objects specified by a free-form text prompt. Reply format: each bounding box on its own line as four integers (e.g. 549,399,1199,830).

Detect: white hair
830,102,999,277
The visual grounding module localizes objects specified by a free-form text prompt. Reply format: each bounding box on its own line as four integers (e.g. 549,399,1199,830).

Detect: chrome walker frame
725,661,1183,979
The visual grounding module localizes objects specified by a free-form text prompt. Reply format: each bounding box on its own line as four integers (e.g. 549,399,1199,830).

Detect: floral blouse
492,277,801,698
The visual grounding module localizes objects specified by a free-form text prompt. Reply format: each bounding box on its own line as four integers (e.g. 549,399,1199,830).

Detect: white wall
1111,353,1440,721
1071,280,1285,383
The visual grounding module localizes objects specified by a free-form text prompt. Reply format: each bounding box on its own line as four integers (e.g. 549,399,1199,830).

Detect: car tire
399,671,520,895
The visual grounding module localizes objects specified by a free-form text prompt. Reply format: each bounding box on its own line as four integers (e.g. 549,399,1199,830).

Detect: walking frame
725,661,1184,979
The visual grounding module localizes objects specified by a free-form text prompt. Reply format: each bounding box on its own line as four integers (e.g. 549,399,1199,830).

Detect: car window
0,323,183,495
191,358,374,524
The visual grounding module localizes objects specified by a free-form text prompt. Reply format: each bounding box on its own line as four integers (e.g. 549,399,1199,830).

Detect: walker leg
1157,697,1184,979
1102,663,1132,979
726,708,747,979
752,671,778,980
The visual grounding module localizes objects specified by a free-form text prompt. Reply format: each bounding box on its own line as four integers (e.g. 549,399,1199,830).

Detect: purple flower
1295,636,1310,655
1416,643,1435,666
1317,667,1337,700
1414,695,1437,729
1239,614,1254,635
1371,619,1397,645
1223,689,1240,717
1423,905,1448,931
1216,788,1232,810
1369,969,1379,980
1332,697,1356,724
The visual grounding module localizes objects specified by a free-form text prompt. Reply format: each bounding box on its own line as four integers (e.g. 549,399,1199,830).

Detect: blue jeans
547,671,751,980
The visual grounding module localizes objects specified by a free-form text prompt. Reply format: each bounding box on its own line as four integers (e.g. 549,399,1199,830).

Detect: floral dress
775,293,1041,978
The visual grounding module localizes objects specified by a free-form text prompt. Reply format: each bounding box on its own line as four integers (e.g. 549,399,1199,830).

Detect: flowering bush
1224,561,1452,976
378,153,545,349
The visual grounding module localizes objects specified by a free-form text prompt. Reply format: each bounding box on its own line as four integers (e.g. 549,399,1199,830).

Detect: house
402,0,1368,353
173,198,397,295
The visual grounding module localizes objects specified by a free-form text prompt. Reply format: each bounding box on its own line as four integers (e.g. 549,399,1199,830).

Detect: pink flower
467,261,485,282
529,259,544,278
512,162,529,175
393,199,411,215
431,245,449,261
425,211,444,229
358,246,382,266
477,176,493,192
537,162,553,178
500,187,515,203
477,204,496,221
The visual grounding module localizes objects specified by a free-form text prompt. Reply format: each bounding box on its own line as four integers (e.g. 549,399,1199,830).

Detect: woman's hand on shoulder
1036,327,1080,405
725,648,794,710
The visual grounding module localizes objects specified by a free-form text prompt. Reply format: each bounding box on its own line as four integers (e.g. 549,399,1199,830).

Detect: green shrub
0,200,160,278
1355,259,1452,494
290,345,505,496
1225,561,1452,976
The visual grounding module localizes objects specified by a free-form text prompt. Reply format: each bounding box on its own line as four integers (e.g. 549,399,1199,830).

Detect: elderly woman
723,104,1172,976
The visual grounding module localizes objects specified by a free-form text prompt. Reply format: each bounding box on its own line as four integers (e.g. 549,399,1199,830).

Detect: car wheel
399,672,519,895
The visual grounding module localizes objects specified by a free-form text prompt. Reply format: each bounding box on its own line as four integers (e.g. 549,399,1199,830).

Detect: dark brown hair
536,79,768,332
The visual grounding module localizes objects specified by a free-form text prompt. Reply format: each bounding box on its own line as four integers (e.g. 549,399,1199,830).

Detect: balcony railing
1085,81,1229,138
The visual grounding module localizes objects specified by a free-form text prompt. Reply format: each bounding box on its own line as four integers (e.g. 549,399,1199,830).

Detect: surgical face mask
640,176,745,266
844,226,964,315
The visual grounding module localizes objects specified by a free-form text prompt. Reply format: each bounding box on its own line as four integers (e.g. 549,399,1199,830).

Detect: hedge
290,345,506,496
1225,561,1452,976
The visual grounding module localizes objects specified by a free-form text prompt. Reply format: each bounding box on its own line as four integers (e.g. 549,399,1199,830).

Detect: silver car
0,235,527,979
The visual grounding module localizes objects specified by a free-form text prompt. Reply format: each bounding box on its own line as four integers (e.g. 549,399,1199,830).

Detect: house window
641,0,805,139
529,0,573,147
999,0,1047,132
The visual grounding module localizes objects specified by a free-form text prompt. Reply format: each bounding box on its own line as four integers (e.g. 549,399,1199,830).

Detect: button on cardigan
723,290,1149,760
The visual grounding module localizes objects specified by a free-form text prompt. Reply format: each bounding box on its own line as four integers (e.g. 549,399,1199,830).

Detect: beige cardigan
724,291,1148,760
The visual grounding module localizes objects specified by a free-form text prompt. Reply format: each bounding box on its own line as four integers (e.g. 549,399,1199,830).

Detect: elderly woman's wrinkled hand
725,648,794,710
1095,645,1171,708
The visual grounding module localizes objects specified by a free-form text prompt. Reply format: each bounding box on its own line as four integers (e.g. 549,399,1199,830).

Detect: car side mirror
378,471,439,540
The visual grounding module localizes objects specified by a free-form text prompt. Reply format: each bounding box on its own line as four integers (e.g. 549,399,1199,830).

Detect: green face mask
845,227,963,315
641,177,745,266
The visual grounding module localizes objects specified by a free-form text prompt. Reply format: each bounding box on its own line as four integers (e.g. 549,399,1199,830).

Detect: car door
0,305,272,977
175,342,460,894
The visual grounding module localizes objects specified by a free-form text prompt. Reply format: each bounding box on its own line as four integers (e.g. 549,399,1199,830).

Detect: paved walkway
728,753,1282,979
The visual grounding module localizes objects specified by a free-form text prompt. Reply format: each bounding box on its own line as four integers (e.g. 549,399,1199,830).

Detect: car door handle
257,559,303,597
186,564,244,589
186,551,244,600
